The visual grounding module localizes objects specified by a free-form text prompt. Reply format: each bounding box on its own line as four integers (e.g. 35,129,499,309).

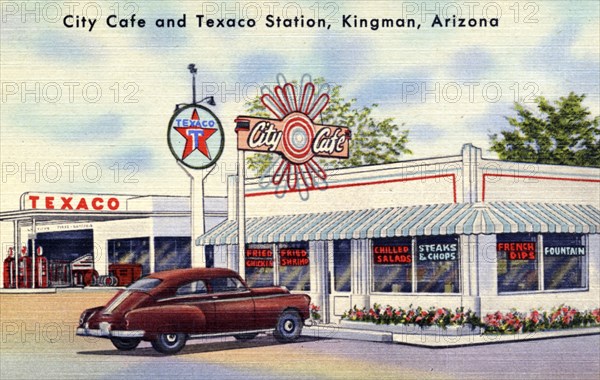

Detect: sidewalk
301,323,600,348
0,286,124,294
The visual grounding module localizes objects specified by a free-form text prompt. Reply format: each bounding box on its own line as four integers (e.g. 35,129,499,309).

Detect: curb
0,287,124,294
302,324,600,348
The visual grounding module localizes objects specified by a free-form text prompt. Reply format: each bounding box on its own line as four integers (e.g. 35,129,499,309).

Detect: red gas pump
35,246,49,288
18,246,32,288
3,247,16,288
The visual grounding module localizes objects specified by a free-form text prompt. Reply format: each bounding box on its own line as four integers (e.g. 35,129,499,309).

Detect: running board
188,329,272,339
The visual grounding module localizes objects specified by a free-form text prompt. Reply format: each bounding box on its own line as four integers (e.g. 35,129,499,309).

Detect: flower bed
483,305,600,334
341,304,600,335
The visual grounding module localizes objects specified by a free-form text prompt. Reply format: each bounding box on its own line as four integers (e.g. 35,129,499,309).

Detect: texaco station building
198,144,600,322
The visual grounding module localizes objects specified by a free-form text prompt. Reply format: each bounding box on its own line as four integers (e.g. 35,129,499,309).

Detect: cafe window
245,244,274,287
416,235,460,293
497,233,538,292
278,242,310,291
543,234,586,290
333,240,351,292
372,237,412,293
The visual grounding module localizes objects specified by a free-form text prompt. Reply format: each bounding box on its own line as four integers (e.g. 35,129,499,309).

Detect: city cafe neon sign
235,74,351,194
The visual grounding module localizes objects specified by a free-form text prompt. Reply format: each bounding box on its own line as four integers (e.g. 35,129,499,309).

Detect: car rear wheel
110,337,140,351
234,333,259,341
151,333,187,354
273,310,302,343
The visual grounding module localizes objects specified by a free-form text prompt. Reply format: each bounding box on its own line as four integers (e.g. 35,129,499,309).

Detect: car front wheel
110,337,140,351
151,333,187,354
273,310,302,343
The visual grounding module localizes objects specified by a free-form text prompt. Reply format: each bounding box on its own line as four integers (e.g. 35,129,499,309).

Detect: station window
497,233,539,292
372,237,412,293
154,237,191,272
278,242,310,291
543,234,586,290
108,237,150,275
244,243,274,287
333,240,351,292
416,235,460,293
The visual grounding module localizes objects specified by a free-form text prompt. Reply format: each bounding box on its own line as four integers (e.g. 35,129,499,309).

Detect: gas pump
35,246,49,288
18,245,32,288
3,247,16,288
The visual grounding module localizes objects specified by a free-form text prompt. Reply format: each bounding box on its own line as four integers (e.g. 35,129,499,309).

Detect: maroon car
77,268,311,354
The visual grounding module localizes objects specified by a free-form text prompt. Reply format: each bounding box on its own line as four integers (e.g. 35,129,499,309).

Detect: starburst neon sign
235,74,351,194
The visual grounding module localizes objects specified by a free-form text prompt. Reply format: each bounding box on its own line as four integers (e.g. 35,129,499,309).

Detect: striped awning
196,202,600,246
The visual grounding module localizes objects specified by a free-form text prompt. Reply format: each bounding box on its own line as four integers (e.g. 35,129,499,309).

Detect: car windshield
127,278,162,291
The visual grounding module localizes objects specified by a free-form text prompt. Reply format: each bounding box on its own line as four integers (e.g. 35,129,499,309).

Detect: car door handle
212,296,218,299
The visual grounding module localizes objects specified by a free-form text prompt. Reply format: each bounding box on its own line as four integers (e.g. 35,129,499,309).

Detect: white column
351,239,370,309
461,143,483,203
228,244,239,272
149,235,155,273
310,240,329,322
237,151,246,279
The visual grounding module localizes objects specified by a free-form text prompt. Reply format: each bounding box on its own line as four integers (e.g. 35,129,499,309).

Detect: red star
175,109,217,160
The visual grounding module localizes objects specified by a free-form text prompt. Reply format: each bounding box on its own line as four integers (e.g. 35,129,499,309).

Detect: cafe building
198,144,600,322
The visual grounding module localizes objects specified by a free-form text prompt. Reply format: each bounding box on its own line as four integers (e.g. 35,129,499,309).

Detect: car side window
176,280,208,296
210,277,246,293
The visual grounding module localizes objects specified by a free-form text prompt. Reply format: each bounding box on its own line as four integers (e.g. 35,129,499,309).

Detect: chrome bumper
77,323,145,338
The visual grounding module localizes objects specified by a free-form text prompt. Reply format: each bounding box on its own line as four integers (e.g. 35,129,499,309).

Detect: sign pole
237,150,246,279
177,162,214,268
168,65,225,270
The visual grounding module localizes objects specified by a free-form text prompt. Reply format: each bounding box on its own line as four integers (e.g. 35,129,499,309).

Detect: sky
1,0,599,213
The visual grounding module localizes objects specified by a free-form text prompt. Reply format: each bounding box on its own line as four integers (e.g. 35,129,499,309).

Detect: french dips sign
236,74,351,195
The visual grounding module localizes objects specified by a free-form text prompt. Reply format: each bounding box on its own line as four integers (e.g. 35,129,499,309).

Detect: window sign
416,236,459,293
278,242,310,291
497,242,536,261
373,244,412,264
245,244,274,287
543,234,586,290
372,237,412,293
497,233,538,292
280,248,309,266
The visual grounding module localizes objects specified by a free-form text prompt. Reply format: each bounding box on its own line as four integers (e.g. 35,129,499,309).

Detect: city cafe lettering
235,113,350,162
24,194,120,211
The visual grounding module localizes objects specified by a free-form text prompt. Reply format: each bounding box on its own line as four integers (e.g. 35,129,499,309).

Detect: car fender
125,305,206,338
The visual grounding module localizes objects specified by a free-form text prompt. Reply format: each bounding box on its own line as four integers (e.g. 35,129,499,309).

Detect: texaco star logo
167,105,224,169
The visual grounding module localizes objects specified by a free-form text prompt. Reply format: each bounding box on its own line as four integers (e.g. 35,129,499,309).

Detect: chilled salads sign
373,245,412,264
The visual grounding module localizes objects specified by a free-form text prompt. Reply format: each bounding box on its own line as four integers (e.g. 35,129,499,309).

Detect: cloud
449,47,494,80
